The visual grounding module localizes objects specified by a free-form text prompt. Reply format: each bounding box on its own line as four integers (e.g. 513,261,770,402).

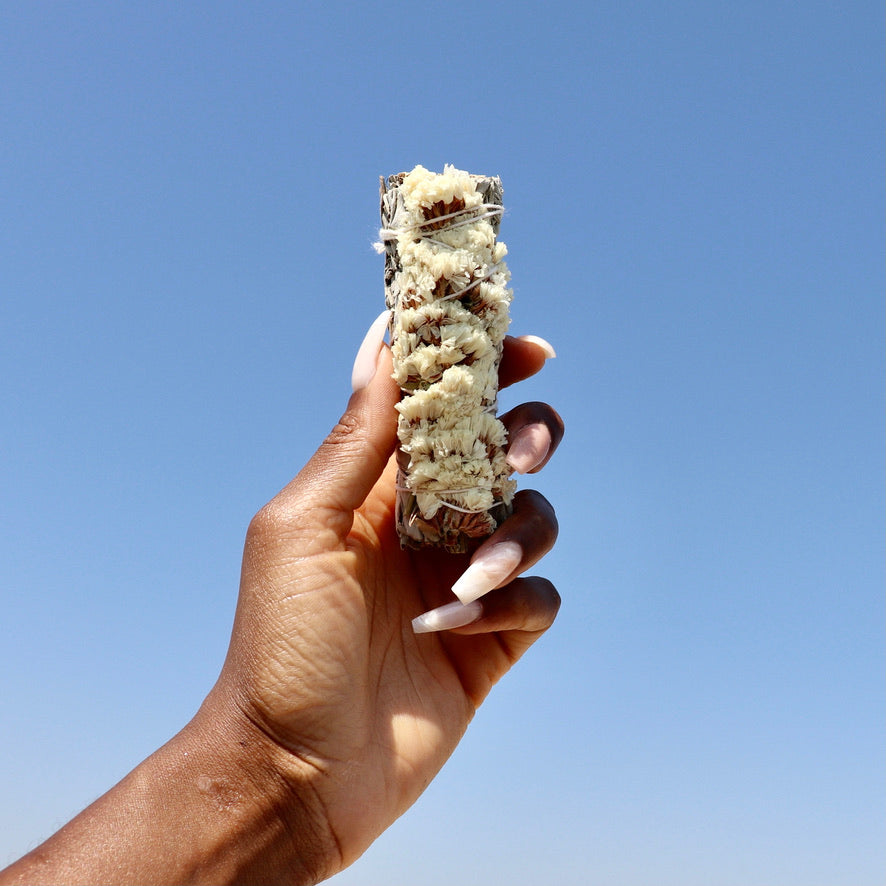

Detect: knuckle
246,500,284,548
323,409,361,451
504,401,565,434
245,497,304,551
531,497,559,547
514,489,558,537
535,576,561,611
521,576,562,626
503,576,562,632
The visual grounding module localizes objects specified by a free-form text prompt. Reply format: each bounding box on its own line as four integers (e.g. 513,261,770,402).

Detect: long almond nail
451,540,523,604
351,310,391,391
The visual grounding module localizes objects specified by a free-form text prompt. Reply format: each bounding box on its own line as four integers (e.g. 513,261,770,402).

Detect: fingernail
412,600,484,634
451,540,523,605
351,310,391,391
506,422,551,474
517,334,556,359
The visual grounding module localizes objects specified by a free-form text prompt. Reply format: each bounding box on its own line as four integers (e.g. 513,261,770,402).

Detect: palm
237,453,525,858
226,335,559,866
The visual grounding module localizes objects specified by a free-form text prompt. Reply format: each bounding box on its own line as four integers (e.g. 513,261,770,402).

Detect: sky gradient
1,2,884,883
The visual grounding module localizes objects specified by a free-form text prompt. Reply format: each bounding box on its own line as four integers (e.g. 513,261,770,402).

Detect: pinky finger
455,576,561,643
412,577,560,637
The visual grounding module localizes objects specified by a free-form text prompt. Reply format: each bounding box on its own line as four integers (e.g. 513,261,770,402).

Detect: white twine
436,262,506,303
436,500,489,514
396,484,489,495
396,484,506,515
376,203,504,247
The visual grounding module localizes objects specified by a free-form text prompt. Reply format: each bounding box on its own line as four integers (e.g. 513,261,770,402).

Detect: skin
0,334,563,886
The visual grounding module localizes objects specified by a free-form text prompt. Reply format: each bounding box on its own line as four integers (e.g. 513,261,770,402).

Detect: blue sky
1,1,883,883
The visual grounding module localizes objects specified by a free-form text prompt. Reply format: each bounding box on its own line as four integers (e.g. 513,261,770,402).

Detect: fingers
456,576,561,637
255,322,557,545
269,325,555,519
499,334,556,389
411,576,560,637
426,576,561,709
501,401,565,475
449,489,558,604
452,578,561,689
410,488,559,631
410,421,561,634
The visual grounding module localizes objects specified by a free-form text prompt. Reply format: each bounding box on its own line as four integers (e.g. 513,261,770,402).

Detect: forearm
0,702,337,886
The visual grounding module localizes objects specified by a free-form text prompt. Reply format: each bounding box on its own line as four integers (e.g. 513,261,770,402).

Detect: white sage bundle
378,164,516,551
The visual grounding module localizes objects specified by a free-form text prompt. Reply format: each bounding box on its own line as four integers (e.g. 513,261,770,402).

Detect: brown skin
1,336,562,886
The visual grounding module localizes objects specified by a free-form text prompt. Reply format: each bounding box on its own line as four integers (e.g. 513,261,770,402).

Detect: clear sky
1,1,883,883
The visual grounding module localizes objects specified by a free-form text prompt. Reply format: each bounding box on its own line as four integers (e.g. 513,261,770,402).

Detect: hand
0,319,562,886
207,319,564,879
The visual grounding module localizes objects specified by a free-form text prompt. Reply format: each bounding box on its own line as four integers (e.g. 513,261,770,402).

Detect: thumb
288,311,399,517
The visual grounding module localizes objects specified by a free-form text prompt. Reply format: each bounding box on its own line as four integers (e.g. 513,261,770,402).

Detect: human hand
198,316,564,881
0,316,562,886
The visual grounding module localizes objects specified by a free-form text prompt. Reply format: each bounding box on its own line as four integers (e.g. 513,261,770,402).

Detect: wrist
0,701,341,886
180,692,342,885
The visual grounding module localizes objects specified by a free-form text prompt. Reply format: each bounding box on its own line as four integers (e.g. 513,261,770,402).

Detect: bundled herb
378,164,516,551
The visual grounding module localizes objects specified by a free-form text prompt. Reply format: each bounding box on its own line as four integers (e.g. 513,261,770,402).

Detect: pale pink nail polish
506,422,551,474
516,334,557,359
351,310,391,391
451,541,523,604
412,600,484,634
